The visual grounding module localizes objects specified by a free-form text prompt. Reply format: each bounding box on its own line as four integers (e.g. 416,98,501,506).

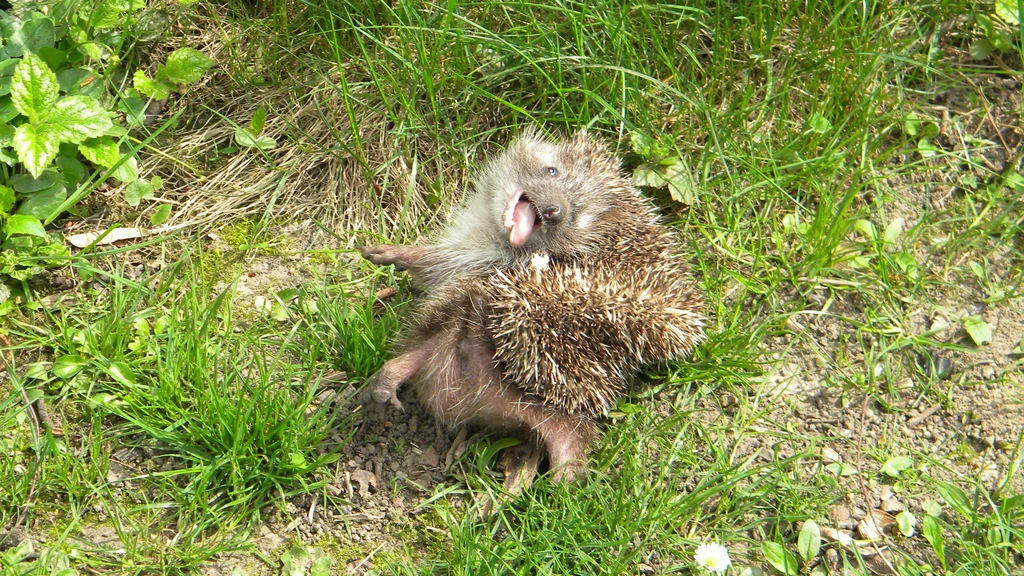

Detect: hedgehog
360,131,705,482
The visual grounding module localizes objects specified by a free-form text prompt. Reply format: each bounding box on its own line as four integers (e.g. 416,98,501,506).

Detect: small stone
350,469,377,497
822,447,841,463
417,446,440,468
881,499,905,513
879,485,894,501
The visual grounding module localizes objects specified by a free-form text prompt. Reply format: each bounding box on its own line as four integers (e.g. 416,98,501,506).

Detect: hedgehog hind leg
363,343,434,411
534,414,598,484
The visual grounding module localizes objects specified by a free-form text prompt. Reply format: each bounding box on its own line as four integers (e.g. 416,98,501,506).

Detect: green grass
2,0,1023,574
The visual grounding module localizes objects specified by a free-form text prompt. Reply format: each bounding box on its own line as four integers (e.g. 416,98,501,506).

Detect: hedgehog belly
485,255,706,417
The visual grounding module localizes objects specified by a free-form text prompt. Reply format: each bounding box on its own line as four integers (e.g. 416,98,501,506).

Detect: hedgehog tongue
504,192,536,248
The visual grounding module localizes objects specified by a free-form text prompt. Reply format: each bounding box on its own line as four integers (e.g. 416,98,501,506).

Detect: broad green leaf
111,154,139,182
996,0,1021,25
56,68,105,99
798,520,821,562
1012,336,1023,355
48,95,113,143
13,123,60,177
56,155,86,189
0,185,14,213
11,52,59,122
15,182,66,219
158,47,215,84
9,17,56,56
151,175,163,190
963,315,993,346
53,355,88,379
124,178,154,207
80,136,122,168
0,123,14,147
89,2,122,29
106,361,137,387
761,542,798,576
133,70,171,100
10,169,59,193
632,163,667,188
664,158,699,206
807,113,832,134
150,204,172,226
896,511,917,537
880,455,914,478
3,214,46,237
825,462,859,476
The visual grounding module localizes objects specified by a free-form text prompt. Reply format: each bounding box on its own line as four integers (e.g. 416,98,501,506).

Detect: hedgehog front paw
359,244,401,267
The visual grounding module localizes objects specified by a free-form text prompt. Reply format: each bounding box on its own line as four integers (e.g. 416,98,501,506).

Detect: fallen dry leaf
66,227,144,248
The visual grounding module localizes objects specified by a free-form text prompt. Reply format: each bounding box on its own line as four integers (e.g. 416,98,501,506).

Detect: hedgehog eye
545,166,558,177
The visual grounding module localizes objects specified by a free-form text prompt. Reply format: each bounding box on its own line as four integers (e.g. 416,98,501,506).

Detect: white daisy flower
694,541,731,573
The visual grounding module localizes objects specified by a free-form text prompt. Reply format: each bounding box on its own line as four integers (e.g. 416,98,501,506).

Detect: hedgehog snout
540,202,565,225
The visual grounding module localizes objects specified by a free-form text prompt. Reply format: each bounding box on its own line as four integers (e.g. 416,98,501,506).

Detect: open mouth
503,190,541,248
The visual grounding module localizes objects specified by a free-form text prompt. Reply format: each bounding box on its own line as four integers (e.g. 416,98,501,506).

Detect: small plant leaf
80,136,122,168
962,315,993,346
158,47,215,84
970,38,995,60
53,355,88,379
882,217,903,244
903,112,920,136
111,155,139,182
896,511,917,537
14,123,61,178
798,520,821,562
3,214,46,237
0,185,15,213
935,481,973,519
807,113,832,134
922,515,946,568
825,462,859,476
851,219,877,241
879,455,913,478
1011,336,1023,355
47,96,114,144
133,70,172,100
11,52,59,122
761,541,798,576
234,127,277,150
124,179,155,207
250,106,267,135
150,204,172,226
918,138,939,158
